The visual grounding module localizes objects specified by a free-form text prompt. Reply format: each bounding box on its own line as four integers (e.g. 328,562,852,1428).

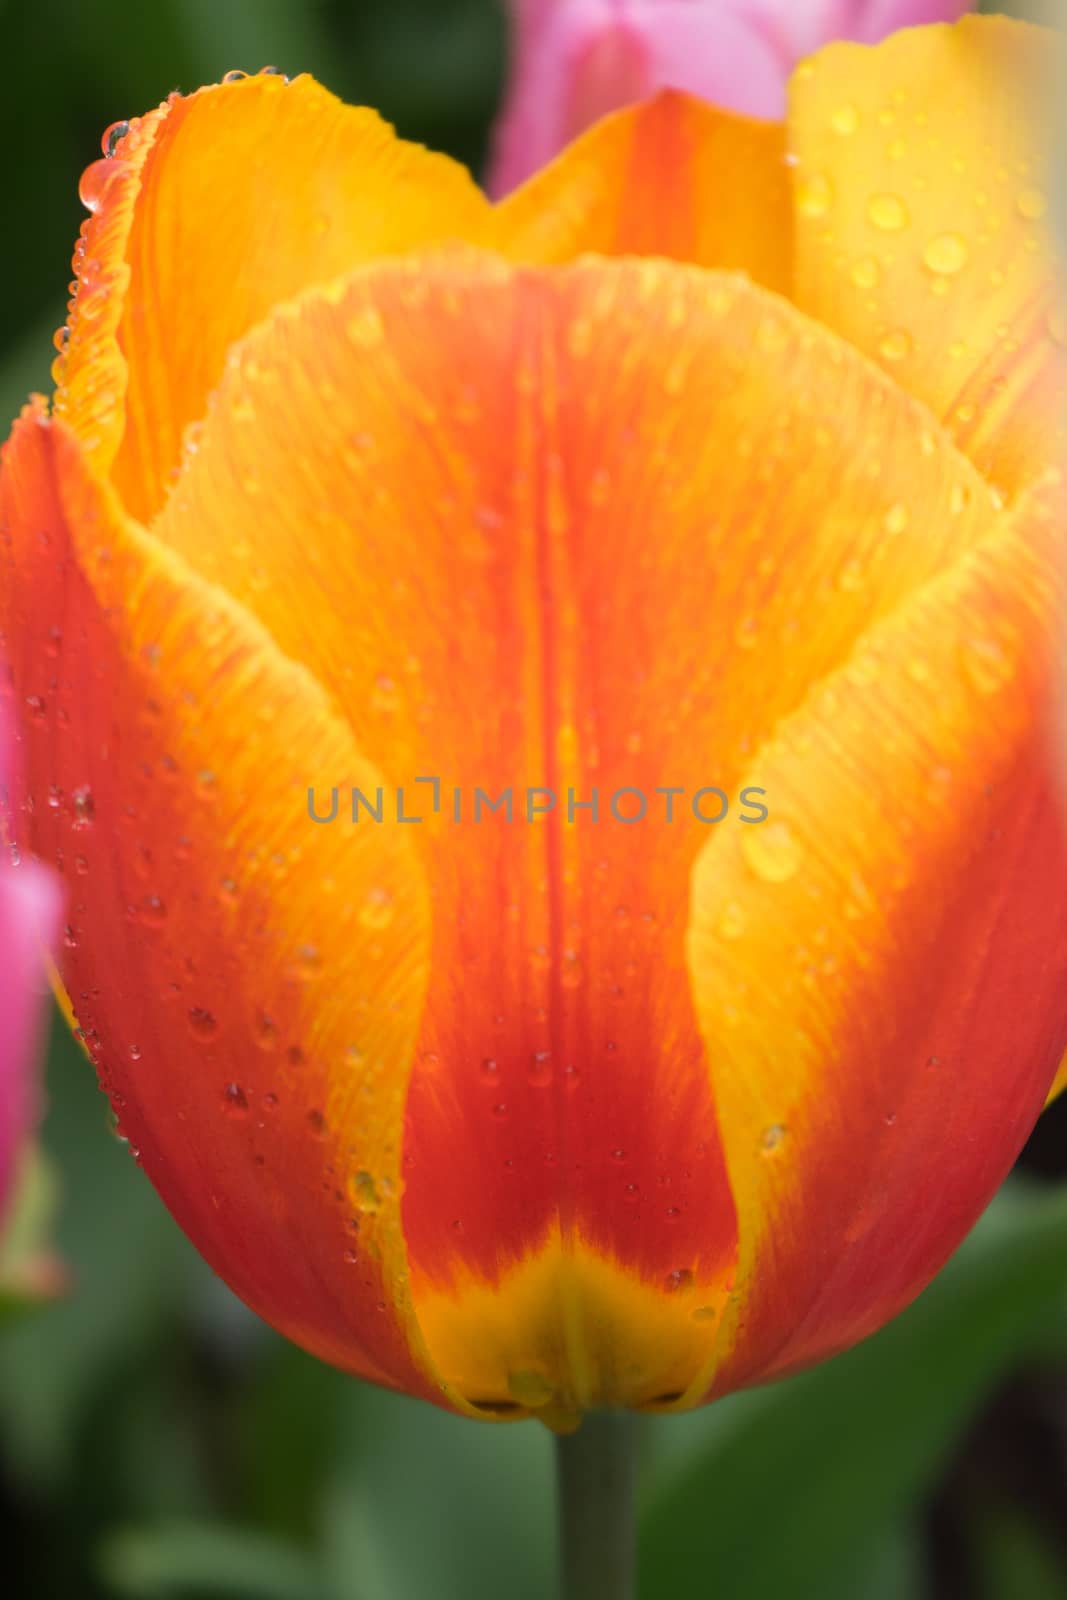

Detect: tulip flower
0,704,59,1221
1,16,1065,1437
488,0,974,193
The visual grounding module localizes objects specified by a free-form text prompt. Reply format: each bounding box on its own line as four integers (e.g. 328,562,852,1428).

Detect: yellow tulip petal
54,73,491,522
789,16,1066,493
493,90,792,295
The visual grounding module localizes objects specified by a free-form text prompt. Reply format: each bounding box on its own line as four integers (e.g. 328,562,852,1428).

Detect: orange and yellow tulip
2,17,1066,1428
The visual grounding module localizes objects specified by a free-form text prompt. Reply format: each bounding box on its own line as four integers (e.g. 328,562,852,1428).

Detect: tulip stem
555,1411,637,1600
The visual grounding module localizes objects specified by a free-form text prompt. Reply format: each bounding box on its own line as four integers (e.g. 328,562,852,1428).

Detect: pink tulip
489,0,974,195
0,700,59,1219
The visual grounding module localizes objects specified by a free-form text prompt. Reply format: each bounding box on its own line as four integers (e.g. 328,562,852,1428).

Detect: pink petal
0,704,60,1219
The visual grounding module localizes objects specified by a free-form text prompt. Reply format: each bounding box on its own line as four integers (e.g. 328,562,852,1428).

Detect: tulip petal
493,91,792,296
788,15,1066,492
684,471,1067,1404
0,404,479,1411
54,74,491,523
143,251,1022,1408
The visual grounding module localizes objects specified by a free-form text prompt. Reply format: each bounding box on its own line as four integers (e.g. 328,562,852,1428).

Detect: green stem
555,1412,638,1600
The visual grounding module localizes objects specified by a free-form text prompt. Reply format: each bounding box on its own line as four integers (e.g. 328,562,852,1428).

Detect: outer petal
493,92,792,297
54,73,491,523
0,405,477,1411
145,251,1024,1411
788,16,1066,492
684,472,1067,1404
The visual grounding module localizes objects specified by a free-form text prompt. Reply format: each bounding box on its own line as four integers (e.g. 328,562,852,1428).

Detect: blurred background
1,1,1066,1597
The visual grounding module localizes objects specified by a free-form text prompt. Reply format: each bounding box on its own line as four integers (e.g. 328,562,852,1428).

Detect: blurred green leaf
100,1520,331,1600
235,1341,343,1542
971,1503,1067,1600
639,1182,1067,1599
0,1012,208,1487
0,1141,67,1319
322,1383,555,1600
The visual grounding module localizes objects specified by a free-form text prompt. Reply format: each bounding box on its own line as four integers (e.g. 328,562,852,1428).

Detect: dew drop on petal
350,1170,381,1214
923,233,968,275
188,1006,219,1041
879,329,912,363
664,1268,694,1294
507,1368,554,1407
743,821,801,884
359,885,394,929
867,193,909,232
850,256,880,290
797,172,834,218
222,1082,248,1117
102,120,130,158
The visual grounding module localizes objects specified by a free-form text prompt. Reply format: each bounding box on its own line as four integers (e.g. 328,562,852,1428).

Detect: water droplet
664,1268,694,1294
528,1050,552,1087
610,1148,626,1162
879,328,912,363
923,233,968,275
25,694,46,721
222,68,248,83
797,173,833,218
850,256,880,290
188,1006,219,1041
359,886,394,929
883,502,909,535
102,120,130,158
491,1102,508,1118
867,193,909,232
761,1123,787,1153
71,785,95,826
742,821,801,884
128,1044,142,1062
307,1109,326,1135
222,1082,248,1117
350,1170,380,1213
717,901,746,940
481,1057,499,1080
139,894,167,927
1017,187,1047,220
830,103,859,137
507,1368,554,1407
